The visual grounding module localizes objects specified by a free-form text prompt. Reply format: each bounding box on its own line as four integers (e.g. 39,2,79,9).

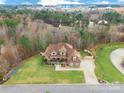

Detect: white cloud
118,0,124,2
94,0,110,4
22,1,32,5
0,0,6,4
38,0,83,5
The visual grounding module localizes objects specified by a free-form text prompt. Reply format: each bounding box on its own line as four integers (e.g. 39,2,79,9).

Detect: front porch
46,61,80,68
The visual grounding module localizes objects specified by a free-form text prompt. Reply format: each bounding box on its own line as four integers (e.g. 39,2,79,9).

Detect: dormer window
60,51,66,56
59,46,67,56
51,51,57,56
73,56,77,61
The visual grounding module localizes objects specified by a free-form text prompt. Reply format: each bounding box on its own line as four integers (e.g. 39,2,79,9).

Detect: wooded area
0,8,124,80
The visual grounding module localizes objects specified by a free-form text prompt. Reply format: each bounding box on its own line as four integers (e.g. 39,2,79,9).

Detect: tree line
0,9,124,81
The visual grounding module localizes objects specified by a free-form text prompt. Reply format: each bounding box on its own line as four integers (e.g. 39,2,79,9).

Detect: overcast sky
0,0,124,5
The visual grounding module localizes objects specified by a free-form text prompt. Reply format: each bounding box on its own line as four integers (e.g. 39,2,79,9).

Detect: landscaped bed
5,55,84,84
95,43,124,83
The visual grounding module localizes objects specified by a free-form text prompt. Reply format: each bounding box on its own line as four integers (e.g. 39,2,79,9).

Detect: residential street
110,48,124,75
0,84,124,93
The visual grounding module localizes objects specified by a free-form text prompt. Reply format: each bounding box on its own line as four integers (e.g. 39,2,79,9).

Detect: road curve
110,48,124,75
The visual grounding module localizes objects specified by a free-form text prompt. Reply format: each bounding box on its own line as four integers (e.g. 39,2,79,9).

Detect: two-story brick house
42,43,81,67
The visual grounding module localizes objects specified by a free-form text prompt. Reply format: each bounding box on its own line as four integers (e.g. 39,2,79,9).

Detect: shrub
45,91,50,93
18,35,32,51
0,75,3,81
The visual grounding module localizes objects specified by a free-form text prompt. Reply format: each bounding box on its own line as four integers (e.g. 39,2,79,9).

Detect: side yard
5,55,84,84
95,43,124,83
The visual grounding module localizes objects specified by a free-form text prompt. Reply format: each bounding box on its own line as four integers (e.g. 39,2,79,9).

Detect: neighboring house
42,43,81,67
98,20,108,25
88,21,94,28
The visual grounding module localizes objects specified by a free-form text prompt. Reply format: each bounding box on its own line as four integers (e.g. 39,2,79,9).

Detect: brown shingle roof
44,43,79,60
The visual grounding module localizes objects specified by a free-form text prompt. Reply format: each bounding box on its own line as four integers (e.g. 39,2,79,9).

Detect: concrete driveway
81,58,99,84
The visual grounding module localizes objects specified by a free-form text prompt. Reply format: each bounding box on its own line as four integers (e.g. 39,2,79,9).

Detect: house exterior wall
43,43,81,67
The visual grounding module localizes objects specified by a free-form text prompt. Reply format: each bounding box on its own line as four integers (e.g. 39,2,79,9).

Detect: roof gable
44,43,76,58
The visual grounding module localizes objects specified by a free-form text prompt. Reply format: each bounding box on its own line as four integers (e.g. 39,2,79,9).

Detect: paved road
0,84,124,93
110,48,124,75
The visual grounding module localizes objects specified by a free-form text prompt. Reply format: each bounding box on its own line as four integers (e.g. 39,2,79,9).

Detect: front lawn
5,55,84,84
95,43,124,83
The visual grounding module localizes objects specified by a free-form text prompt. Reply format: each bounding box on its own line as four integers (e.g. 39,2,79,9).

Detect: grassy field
95,43,124,83
5,55,84,84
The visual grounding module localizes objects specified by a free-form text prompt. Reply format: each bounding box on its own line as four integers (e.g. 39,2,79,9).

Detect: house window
51,51,57,56
73,56,77,61
57,58,61,61
59,47,66,56
59,51,66,56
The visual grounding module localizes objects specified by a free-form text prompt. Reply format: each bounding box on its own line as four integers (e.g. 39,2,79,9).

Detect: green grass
95,42,124,83
5,55,84,84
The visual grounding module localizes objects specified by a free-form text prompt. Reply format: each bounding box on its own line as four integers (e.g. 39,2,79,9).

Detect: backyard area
5,55,84,84
95,43,124,83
